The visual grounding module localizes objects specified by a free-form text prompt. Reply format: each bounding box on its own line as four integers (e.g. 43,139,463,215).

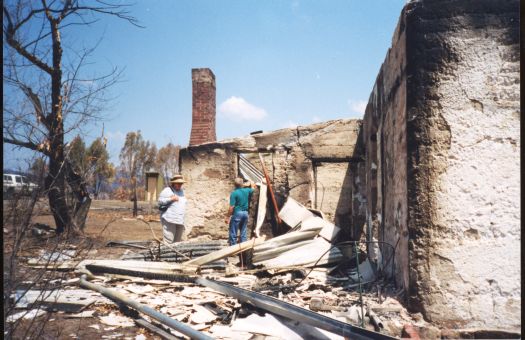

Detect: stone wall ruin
180,119,364,242
178,0,520,332
359,0,520,330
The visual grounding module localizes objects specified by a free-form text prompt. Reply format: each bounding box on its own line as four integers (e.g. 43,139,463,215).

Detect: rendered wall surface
179,147,236,238
362,0,520,330
405,0,520,329
314,162,353,230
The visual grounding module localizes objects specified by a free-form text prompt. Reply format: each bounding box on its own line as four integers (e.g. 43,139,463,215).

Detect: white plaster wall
429,29,520,329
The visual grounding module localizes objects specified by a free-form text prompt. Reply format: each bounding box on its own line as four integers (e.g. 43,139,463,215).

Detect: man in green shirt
225,177,256,245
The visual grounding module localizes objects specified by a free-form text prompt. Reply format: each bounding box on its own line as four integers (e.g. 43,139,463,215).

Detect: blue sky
4,0,406,168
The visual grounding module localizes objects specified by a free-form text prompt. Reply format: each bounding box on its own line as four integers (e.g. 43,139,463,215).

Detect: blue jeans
229,210,249,245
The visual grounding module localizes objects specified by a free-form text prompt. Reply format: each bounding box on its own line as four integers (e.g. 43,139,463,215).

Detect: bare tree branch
4,6,54,75
3,137,49,155
4,0,140,234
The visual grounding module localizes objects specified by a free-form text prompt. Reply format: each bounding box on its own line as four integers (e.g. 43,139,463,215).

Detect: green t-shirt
229,187,254,213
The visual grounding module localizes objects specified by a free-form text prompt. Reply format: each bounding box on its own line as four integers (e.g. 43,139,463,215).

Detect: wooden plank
183,237,266,267
258,153,281,225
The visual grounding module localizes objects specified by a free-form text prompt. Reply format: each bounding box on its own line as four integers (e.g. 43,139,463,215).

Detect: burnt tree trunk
45,17,89,234
46,155,72,234
65,161,91,230
46,17,72,234
132,178,138,217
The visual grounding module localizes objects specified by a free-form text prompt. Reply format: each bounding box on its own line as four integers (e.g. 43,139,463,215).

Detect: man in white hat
158,175,187,243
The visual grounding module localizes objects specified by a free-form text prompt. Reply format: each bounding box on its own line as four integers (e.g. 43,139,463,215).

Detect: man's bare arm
225,206,234,224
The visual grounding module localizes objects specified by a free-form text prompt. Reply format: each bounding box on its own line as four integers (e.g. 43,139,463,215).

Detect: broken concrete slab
332,305,363,325
99,313,135,327
14,289,106,312
230,313,306,339
6,309,47,323
63,310,96,318
189,304,217,324
124,284,155,295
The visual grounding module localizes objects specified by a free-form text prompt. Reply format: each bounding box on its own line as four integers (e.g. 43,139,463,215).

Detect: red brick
189,68,216,146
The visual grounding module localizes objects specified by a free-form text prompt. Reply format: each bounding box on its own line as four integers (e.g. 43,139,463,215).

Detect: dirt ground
32,200,164,253
4,199,178,340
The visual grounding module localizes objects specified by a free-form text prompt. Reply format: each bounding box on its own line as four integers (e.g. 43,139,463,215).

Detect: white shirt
158,186,186,224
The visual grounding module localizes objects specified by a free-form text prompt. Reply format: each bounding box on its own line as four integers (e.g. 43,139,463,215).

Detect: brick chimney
189,68,216,146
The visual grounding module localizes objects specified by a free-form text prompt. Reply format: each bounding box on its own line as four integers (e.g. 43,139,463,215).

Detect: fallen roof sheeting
196,277,396,340
253,237,343,269
278,197,315,228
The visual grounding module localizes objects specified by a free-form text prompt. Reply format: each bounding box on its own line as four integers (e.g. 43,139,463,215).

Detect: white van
3,174,38,197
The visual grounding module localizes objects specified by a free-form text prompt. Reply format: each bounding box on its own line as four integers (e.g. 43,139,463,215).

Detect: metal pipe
134,318,178,340
355,241,365,328
79,275,212,340
196,277,396,340
368,309,384,331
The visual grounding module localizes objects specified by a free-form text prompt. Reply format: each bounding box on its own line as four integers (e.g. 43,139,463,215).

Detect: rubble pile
13,198,440,339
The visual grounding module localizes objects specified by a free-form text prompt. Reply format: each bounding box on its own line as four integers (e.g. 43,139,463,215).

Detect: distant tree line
30,131,180,208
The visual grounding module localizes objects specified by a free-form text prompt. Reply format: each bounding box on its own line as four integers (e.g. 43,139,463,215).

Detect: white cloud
348,99,367,115
106,130,126,141
218,96,268,121
312,116,321,123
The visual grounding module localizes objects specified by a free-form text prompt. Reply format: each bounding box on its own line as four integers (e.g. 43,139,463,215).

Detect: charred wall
362,9,408,292
362,0,520,330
